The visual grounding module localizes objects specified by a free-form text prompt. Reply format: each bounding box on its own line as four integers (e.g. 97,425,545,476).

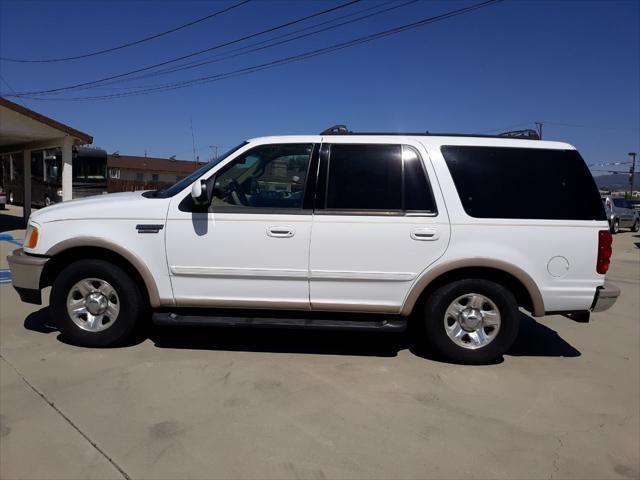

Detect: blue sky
0,0,638,173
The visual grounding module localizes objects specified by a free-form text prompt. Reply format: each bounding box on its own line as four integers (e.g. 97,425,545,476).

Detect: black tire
50,259,144,347
421,279,520,364
632,219,639,233
611,219,620,234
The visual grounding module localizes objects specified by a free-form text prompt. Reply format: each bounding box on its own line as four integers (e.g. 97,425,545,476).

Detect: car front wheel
422,279,520,364
50,259,144,347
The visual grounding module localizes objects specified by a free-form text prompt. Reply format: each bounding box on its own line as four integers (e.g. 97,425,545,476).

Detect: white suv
7,127,619,364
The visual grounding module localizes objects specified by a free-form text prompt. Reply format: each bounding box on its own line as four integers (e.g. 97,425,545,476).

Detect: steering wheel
227,179,249,206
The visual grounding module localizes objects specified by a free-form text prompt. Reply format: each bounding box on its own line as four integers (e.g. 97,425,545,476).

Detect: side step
152,311,407,332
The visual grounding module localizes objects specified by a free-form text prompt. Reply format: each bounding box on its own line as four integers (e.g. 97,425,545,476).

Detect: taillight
597,230,612,274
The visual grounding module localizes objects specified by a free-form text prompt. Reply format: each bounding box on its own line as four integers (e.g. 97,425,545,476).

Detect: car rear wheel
421,279,520,364
51,259,144,347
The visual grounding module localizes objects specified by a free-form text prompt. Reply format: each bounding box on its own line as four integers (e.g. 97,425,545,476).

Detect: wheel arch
401,259,545,317
42,238,161,308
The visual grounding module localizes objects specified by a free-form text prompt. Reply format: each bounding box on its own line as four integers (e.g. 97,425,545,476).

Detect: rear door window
441,146,606,220
326,144,402,211
323,144,436,214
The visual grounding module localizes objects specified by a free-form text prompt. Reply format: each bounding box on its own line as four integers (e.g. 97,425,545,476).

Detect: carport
0,97,93,221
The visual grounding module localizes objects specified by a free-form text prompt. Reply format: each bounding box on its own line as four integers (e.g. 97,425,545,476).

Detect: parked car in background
0,185,6,209
601,195,640,233
8,128,618,364
627,199,640,213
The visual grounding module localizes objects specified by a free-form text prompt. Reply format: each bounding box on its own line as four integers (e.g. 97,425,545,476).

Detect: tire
421,279,520,364
632,219,639,233
50,259,144,347
611,219,620,234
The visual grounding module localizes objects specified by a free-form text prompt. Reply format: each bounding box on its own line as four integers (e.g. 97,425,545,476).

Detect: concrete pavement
0,204,638,479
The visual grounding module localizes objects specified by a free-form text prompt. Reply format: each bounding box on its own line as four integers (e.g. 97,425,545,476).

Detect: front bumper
591,282,620,312
6,248,48,304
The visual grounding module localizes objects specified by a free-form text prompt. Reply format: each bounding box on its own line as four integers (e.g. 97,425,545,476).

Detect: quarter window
211,143,312,209
441,146,606,220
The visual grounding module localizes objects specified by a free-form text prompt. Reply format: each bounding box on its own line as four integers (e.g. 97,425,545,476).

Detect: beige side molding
401,258,546,317
46,237,162,308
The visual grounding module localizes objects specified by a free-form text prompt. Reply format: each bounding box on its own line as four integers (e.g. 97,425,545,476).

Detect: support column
61,136,73,201
23,149,31,222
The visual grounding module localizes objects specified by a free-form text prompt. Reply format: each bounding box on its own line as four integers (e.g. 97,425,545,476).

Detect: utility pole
535,121,543,140
190,118,197,168
209,145,220,162
629,152,637,199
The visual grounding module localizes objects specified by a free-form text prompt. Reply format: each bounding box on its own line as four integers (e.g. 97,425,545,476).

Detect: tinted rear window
441,146,606,220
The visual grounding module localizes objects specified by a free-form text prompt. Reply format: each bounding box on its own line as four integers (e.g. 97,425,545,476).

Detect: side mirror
191,179,209,206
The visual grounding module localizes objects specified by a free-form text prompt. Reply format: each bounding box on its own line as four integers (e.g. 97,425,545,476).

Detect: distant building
107,154,202,192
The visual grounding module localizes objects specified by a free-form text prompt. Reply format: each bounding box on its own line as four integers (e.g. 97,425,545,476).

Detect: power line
10,0,362,96
15,0,504,102
86,0,419,91
0,0,252,63
0,75,29,107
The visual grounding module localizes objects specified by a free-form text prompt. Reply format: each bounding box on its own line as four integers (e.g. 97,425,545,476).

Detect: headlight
56,189,63,197
24,224,39,249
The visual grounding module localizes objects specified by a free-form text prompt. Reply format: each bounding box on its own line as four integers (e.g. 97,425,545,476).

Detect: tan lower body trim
400,258,546,317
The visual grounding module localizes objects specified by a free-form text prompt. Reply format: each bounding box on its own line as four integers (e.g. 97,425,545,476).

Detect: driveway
1,205,638,479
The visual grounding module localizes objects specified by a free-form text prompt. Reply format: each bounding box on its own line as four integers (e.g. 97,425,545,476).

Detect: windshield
73,156,107,182
148,142,247,198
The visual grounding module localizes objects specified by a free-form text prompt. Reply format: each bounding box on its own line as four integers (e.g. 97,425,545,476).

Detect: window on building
152,173,159,182
109,168,120,179
135,172,144,182
211,143,312,209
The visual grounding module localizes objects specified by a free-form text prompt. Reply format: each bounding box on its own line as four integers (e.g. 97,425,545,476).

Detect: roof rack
319,125,541,140
320,124,351,135
497,129,540,140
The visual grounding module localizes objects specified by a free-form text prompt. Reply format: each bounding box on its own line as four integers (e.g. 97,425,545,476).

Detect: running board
152,311,407,332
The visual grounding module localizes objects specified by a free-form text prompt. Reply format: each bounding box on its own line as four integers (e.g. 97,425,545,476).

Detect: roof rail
319,124,541,140
320,124,350,135
497,129,540,140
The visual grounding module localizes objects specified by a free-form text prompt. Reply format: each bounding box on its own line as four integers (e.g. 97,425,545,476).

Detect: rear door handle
267,225,295,238
411,228,440,241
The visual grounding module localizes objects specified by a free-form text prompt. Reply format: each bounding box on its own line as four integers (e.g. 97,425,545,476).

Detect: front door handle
267,225,295,238
411,228,440,241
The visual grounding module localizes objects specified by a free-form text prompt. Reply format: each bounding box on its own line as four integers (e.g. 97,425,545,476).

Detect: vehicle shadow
24,308,581,361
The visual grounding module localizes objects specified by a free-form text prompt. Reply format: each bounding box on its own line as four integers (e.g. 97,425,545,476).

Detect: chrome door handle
411,228,440,241
267,225,295,238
